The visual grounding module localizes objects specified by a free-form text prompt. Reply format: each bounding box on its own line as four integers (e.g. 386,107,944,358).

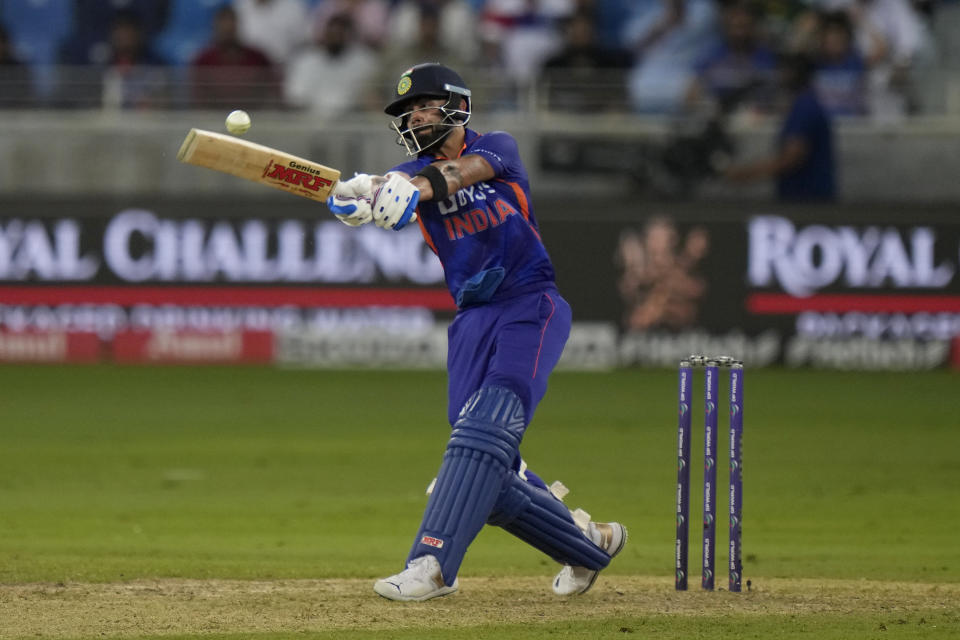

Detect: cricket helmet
385,63,472,156
385,63,471,117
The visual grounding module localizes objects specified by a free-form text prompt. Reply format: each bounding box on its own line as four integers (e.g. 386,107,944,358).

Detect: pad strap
487,470,610,570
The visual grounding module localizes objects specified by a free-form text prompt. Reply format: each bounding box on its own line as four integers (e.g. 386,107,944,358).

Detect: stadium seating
152,0,232,66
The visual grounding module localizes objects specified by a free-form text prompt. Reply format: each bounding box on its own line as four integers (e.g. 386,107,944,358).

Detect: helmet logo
397,76,412,95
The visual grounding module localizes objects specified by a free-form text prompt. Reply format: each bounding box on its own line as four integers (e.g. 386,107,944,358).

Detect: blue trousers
446,288,571,428
402,288,592,584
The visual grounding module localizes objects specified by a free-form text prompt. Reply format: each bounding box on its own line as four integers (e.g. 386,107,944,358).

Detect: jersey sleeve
388,158,423,176
466,131,523,180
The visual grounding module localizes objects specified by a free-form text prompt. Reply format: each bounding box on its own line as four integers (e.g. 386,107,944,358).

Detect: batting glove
371,173,420,231
327,173,374,226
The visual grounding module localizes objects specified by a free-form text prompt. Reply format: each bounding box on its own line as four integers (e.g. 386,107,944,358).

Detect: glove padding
327,173,374,227
371,173,420,230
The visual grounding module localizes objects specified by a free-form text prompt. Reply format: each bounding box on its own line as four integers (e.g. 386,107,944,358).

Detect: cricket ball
225,109,251,135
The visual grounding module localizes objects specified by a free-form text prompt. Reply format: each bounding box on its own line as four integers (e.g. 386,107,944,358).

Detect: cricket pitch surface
3,576,958,638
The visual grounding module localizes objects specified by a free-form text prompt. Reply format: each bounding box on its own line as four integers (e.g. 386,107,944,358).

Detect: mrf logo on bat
262,159,334,192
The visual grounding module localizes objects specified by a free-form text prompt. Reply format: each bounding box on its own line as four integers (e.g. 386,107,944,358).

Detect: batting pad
487,471,611,570
407,386,526,585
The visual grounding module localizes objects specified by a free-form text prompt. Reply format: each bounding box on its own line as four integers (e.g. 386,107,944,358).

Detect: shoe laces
408,556,433,570
406,555,444,586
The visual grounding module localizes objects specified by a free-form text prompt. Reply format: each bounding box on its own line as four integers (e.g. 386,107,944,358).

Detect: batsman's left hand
327,173,374,226
371,173,419,230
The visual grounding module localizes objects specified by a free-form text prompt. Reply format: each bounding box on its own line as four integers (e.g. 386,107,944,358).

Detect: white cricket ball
225,109,251,135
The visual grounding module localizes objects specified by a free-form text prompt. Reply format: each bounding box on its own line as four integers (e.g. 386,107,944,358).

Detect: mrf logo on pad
420,535,444,549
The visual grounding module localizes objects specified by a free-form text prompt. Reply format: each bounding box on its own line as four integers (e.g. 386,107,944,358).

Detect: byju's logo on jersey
433,183,524,242
436,183,499,215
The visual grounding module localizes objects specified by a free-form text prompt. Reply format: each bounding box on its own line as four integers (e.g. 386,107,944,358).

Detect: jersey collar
431,128,478,161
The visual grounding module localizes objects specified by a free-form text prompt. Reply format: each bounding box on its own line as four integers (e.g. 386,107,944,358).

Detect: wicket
675,355,743,592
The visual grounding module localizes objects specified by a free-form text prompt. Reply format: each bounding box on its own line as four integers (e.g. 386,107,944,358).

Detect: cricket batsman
325,63,627,601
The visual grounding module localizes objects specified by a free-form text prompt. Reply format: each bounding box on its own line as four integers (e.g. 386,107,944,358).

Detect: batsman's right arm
406,154,495,202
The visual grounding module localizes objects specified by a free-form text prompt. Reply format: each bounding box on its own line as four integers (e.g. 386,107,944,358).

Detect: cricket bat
177,128,341,202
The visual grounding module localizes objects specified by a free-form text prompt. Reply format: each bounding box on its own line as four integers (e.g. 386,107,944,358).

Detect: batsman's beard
412,123,449,150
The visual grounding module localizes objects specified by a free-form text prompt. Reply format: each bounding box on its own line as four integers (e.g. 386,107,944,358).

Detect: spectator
382,2,473,73
847,0,933,118
387,0,480,64
594,0,638,51
791,0,933,118
311,0,392,50
479,0,576,88
722,53,836,202
623,0,720,114
812,10,867,115
153,0,233,67
686,0,777,115
191,6,277,109
0,0,72,100
234,0,313,66
0,25,34,107
284,13,378,117
541,10,631,111
53,11,167,108
844,0,930,69
752,0,807,46
99,11,169,109
106,11,163,66
59,0,168,66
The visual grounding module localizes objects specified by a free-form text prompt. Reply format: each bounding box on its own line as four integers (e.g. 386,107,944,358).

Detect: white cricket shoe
552,521,628,596
373,555,459,602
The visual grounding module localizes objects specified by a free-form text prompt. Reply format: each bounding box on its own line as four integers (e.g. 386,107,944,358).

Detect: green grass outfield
1,365,959,639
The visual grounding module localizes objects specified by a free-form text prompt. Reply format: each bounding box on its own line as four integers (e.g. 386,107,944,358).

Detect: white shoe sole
373,579,459,602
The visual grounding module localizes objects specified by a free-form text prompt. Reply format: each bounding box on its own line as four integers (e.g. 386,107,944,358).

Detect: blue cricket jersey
389,129,556,308
777,89,836,202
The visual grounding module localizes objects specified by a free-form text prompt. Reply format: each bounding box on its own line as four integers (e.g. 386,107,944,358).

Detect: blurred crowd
0,0,949,118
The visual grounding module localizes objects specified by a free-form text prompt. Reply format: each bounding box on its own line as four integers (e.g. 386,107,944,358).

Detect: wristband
415,164,449,202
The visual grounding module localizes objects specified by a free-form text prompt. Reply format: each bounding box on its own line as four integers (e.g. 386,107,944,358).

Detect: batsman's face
406,97,448,144
406,97,446,126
